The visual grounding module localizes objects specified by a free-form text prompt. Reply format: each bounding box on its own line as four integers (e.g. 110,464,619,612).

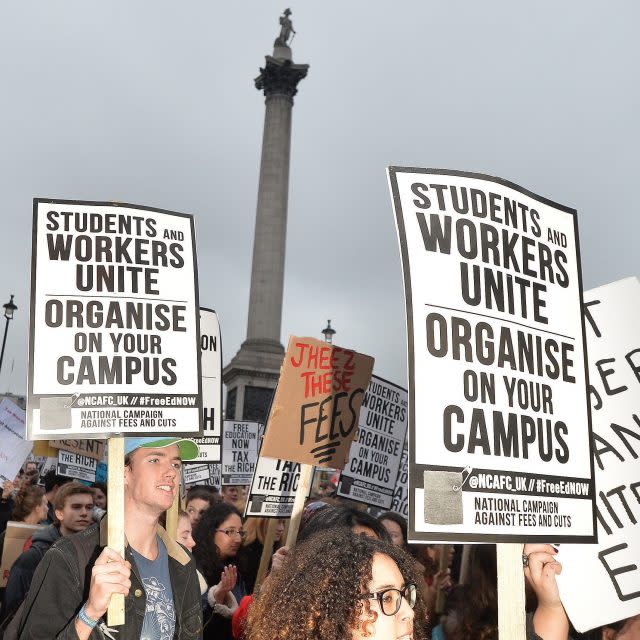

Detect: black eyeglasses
358,583,417,616
215,528,246,540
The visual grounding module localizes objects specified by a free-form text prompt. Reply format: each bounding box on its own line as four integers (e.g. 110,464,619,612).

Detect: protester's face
186,498,210,525
25,462,38,474
124,445,181,513
353,553,414,640
55,493,94,534
214,513,243,559
352,524,378,538
381,519,405,547
93,488,107,510
177,515,196,552
36,494,49,521
426,544,454,567
274,519,285,543
221,486,240,504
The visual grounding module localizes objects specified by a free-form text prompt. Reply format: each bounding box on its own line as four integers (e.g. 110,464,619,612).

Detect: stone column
223,44,308,423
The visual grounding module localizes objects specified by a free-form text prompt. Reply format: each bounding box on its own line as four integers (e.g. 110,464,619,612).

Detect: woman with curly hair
245,527,426,640
192,502,247,640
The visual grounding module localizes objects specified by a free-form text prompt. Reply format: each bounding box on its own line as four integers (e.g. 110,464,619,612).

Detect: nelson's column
223,10,308,422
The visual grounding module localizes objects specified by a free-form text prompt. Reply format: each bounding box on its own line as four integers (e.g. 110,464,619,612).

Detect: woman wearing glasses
245,527,426,640
193,502,248,640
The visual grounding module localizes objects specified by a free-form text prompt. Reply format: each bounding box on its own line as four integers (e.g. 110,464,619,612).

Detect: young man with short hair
2,482,95,619
15,438,202,639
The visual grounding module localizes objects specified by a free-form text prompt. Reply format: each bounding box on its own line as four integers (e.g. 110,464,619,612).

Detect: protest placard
57,449,98,482
388,168,594,542
222,421,261,485
260,336,374,468
336,375,408,509
1,522,45,588
27,199,202,439
192,308,222,462
391,444,409,518
183,463,213,486
0,399,33,483
245,447,310,517
557,277,640,631
49,439,106,461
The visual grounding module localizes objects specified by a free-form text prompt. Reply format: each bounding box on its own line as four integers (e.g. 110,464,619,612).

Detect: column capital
255,56,309,99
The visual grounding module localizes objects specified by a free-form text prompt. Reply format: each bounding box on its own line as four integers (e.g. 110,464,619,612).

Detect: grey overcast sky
0,1,638,397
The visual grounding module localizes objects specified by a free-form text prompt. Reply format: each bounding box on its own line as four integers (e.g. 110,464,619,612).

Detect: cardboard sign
245,442,312,517
337,375,408,508
27,199,202,439
57,449,98,482
222,421,262,485
0,399,33,483
260,336,375,468
388,168,594,543
1,521,45,588
183,463,213,486
557,277,640,631
192,308,222,462
49,439,106,461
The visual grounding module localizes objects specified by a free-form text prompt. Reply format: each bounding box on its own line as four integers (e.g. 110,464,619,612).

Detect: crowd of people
0,439,637,639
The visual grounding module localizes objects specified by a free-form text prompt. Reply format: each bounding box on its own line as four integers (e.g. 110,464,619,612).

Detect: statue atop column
274,8,295,47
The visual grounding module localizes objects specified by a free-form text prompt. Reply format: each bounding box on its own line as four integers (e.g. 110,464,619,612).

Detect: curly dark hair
246,527,427,640
192,502,242,586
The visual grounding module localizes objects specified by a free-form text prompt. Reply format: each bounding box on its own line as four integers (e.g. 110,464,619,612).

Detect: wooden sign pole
459,544,472,585
434,543,449,614
107,436,125,626
166,489,180,539
254,519,278,589
497,543,526,640
285,463,314,548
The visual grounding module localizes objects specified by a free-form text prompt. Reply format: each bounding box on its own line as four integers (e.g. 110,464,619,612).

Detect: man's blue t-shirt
131,537,176,640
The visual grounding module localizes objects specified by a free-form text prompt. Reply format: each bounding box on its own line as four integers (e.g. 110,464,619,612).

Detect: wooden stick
285,463,314,548
254,519,277,589
459,544,473,585
434,543,449,614
107,436,125,626
497,543,526,640
165,489,180,539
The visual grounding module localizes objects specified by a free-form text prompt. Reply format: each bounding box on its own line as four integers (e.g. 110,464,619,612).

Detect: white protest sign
337,375,408,508
38,456,58,479
183,463,213,486
389,168,594,542
28,199,202,439
245,448,309,517
222,420,261,485
557,277,640,631
57,449,97,482
193,308,222,462
391,444,409,519
0,399,33,483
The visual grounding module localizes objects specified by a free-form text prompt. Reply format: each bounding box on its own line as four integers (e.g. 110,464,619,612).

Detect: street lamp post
321,319,336,344
0,295,18,374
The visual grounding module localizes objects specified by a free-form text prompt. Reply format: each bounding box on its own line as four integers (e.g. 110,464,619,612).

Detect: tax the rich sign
28,199,202,439
260,336,375,469
336,375,408,509
388,168,594,543
557,277,640,631
221,421,262,485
